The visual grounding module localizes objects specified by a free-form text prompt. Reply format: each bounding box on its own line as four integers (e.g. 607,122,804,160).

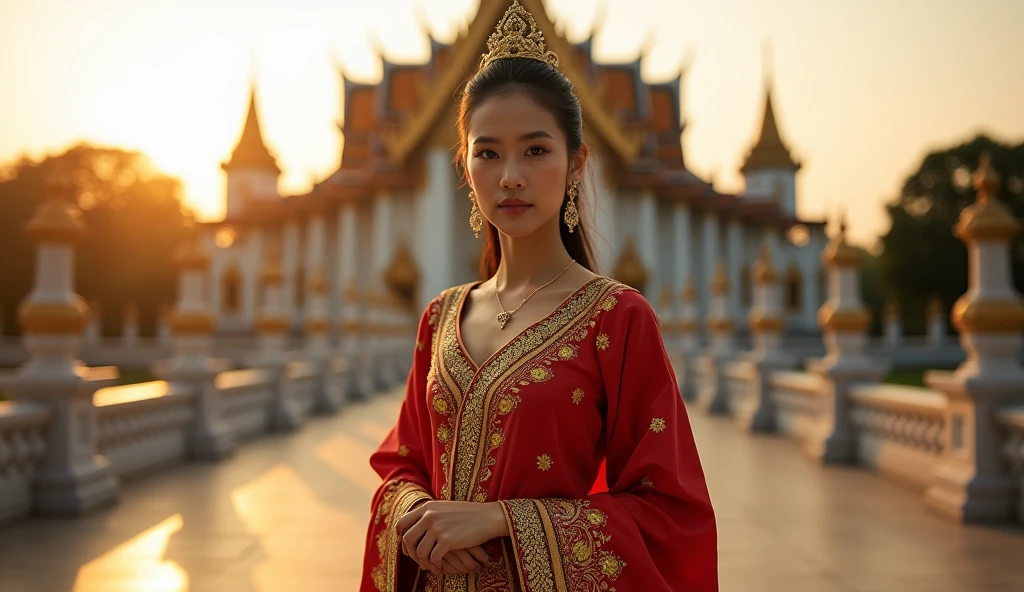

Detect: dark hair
455,58,599,280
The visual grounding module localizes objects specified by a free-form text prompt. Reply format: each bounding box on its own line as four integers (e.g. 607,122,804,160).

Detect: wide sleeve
360,297,440,592
499,290,718,591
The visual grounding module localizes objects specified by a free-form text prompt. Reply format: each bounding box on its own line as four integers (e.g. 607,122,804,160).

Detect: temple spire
223,82,280,174
740,43,799,173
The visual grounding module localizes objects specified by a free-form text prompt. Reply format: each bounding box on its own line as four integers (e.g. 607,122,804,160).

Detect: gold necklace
494,260,576,330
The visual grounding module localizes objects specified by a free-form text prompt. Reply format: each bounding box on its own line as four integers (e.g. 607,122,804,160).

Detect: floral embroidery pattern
650,417,666,433
501,498,625,592
537,454,553,471
397,445,409,457
546,499,625,589
595,333,610,350
640,477,655,490
571,388,585,405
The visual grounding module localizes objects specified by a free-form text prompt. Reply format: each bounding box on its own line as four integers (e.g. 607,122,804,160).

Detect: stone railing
0,402,51,525
94,381,196,481
724,360,753,416
850,384,947,491
997,406,1024,519
287,361,321,420
769,371,823,443
217,369,274,442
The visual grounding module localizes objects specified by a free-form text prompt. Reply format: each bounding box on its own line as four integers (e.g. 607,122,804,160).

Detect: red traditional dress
361,276,718,591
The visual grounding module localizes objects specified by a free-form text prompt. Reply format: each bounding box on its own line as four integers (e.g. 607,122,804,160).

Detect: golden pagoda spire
222,82,281,174
740,53,800,174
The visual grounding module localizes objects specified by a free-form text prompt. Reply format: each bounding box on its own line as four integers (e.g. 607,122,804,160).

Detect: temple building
203,0,827,338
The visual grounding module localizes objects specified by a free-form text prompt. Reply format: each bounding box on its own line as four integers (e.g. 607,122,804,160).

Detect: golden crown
479,1,559,71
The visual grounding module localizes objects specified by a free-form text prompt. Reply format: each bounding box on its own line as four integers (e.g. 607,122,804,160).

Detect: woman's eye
526,146,548,156
474,149,498,159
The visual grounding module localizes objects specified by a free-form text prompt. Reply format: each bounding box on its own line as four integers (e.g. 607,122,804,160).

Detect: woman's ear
569,144,590,183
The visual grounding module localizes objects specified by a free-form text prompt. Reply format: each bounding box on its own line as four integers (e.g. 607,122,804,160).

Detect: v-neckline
454,276,604,373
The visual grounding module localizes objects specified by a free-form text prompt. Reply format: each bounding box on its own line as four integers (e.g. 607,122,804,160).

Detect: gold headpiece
479,1,559,71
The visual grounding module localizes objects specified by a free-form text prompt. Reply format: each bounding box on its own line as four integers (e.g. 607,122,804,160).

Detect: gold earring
469,191,484,238
564,181,579,233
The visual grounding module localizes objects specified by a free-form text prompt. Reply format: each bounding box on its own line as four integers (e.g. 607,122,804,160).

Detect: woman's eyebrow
472,130,555,145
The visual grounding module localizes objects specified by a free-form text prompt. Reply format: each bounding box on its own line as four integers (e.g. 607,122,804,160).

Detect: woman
360,2,717,590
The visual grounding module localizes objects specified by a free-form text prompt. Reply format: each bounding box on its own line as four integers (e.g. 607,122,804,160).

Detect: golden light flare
72,514,188,592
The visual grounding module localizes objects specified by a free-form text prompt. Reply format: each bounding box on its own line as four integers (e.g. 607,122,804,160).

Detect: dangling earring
468,191,484,238
564,181,580,234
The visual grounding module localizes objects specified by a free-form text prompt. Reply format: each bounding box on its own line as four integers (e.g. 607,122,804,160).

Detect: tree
0,143,188,338
879,134,1024,335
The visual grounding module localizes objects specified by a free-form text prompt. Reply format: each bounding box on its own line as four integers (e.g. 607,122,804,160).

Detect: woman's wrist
489,501,511,538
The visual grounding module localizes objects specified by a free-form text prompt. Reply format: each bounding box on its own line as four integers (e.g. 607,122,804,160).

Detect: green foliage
879,134,1024,335
0,143,188,337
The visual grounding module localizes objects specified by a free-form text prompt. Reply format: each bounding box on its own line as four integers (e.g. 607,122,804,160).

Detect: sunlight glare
72,513,187,592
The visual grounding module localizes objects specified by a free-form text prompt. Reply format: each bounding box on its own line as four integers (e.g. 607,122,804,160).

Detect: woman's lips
498,199,532,215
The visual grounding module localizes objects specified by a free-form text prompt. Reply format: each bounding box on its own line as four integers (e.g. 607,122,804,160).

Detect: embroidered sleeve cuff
370,480,433,592
500,498,626,592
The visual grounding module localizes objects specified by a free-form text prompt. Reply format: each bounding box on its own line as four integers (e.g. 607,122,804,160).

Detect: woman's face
465,92,583,239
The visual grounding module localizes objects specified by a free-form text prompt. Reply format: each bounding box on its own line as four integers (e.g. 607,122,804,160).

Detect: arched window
222,266,241,315
785,264,803,312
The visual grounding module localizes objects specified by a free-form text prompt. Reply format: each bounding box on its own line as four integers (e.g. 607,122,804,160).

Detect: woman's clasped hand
395,500,510,575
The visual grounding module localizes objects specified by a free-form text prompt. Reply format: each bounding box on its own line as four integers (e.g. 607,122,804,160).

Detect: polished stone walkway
0,387,1022,591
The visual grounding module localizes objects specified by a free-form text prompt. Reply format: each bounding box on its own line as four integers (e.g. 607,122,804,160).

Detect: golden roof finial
479,1,559,71
710,261,730,296
974,151,999,202
955,153,1019,243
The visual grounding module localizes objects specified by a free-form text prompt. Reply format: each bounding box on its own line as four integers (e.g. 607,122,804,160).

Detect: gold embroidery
502,499,625,591
650,417,666,433
571,388,585,405
397,445,409,457
490,430,504,448
601,296,617,311
530,367,553,382
501,499,561,591
595,333,610,350
437,424,450,443
371,480,433,591
433,395,448,414
640,476,655,490
537,454,553,471
498,396,516,414
544,500,625,589
557,344,576,359
447,278,631,504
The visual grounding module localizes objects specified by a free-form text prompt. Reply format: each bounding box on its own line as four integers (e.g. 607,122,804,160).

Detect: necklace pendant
496,312,511,330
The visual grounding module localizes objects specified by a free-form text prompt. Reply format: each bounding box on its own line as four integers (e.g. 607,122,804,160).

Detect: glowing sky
2,0,1022,247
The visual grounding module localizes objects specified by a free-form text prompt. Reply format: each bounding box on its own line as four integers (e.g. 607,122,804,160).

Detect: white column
805,218,887,463
737,242,791,433
673,203,693,313
0,171,119,515
924,157,1024,522
701,213,720,319
160,220,235,459
282,218,301,327
419,148,456,309
304,211,331,362
373,193,395,292
726,218,744,322
637,191,658,298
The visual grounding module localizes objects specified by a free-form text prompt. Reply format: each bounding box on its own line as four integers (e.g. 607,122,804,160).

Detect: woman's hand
396,500,510,573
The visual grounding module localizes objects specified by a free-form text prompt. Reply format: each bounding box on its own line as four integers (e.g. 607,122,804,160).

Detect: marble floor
0,388,1022,591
